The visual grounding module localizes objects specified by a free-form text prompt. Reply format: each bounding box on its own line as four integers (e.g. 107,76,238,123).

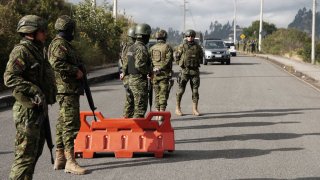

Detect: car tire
203,58,208,65
226,59,231,65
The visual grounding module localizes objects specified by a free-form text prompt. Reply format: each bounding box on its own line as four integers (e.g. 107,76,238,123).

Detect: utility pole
258,0,264,52
183,0,187,32
312,0,317,64
113,0,118,22
91,0,96,8
234,0,237,44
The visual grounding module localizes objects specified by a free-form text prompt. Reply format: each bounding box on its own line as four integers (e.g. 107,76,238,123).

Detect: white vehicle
224,41,237,56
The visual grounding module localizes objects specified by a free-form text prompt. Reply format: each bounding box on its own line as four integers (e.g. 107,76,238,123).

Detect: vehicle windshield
225,42,235,48
204,41,225,49
225,42,234,48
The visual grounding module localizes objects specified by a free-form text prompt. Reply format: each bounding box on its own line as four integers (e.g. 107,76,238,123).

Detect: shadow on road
172,108,320,121
0,151,13,155
176,132,320,144
174,121,299,131
85,148,303,171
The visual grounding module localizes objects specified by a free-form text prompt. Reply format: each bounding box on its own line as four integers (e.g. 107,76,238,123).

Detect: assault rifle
33,96,54,165
79,64,97,121
148,76,153,111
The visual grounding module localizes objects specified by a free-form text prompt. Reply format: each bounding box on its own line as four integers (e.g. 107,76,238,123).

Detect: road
1,55,320,179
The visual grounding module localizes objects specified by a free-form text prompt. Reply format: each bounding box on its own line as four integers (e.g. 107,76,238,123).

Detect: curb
0,72,119,110
257,54,320,90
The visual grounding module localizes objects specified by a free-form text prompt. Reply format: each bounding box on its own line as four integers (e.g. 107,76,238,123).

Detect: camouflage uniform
150,39,173,111
123,23,152,118
48,15,87,175
48,34,83,151
119,27,135,118
4,15,56,180
175,29,203,116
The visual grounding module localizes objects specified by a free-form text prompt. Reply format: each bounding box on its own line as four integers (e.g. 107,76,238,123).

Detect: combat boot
64,149,87,175
192,102,200,116
175,100,183,116
54,148,66,170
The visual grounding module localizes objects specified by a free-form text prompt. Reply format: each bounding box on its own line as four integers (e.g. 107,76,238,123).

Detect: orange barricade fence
74,111,175,158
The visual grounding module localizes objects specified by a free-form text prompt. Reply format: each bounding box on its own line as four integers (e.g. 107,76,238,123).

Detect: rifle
79,64,97,121
43,115,54,164
33,97,54,165
148,76,153,111
167,70,174,96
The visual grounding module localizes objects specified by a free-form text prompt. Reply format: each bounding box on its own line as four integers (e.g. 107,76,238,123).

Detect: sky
70,0,317,33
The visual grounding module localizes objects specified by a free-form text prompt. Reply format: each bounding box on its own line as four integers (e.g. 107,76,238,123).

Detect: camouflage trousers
153,76,170,110
128,74,148,118
176,71,200,103
122,76,134,118
10,102,45,180
55,94,80,151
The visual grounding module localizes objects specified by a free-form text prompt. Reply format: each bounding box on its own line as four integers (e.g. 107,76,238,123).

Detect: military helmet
54,15,75,31
155,29,167,40
185,29,196,37
127,26,136,38
135,23,151,38
17,15,47,33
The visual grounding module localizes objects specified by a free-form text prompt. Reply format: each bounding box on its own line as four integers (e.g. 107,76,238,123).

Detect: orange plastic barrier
74,111,175,158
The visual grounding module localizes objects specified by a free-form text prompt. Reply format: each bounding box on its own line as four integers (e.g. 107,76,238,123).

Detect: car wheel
203,58,208,65
226,59,231,65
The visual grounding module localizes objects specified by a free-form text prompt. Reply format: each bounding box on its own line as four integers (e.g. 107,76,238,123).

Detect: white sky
70,0,316,32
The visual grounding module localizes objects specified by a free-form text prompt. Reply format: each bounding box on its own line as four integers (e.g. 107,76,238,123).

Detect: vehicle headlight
205,50,212,57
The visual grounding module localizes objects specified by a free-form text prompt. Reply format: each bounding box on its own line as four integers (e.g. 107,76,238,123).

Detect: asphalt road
1,55,320,179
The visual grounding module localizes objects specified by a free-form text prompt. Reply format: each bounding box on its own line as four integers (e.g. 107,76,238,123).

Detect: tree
242,20,277,39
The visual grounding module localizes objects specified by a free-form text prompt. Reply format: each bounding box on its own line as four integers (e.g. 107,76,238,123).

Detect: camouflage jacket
149,40,173,76
4,38,57,106
48,35,83,95
118,39,135,74
123,40,152,77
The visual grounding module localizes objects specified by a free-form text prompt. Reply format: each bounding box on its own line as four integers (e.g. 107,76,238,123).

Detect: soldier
4,15,56,180
119,26,136,118
123,23,152,118
48,15,87,175
149,29,174,118
175,29,203,116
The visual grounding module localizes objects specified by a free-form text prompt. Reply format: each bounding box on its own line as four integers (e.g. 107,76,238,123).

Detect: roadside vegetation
241,20,320,64
0,0,132,90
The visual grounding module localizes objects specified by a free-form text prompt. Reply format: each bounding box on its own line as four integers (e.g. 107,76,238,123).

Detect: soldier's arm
161,45,174,70
4,46,43,97
135,46,150,74
198,45,204,65
48,42,78,78
174,44,183,65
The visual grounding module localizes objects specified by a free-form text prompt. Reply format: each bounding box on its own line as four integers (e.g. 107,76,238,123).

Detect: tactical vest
182,43,201,68
121,41,134,65
127,45,139,74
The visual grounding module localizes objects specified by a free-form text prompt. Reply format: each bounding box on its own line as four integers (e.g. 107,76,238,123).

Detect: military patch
152,50,161,62
13,58,26,72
